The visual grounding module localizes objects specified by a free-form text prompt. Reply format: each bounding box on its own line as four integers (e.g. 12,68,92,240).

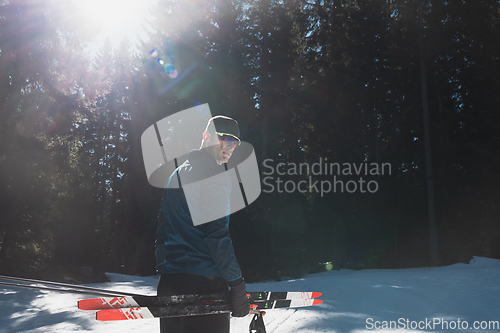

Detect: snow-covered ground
1,256,499,332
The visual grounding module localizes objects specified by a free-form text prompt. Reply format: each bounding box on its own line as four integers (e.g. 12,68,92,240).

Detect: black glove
228,277,250,317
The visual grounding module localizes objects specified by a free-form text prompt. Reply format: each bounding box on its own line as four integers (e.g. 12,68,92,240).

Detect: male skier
155,115,250,333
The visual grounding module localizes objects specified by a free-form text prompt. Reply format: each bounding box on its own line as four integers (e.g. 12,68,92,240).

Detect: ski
249,298,323,310
248,291,322,301
95,299,324,321
97,303,231,321
79,293,229,310
78,291,322,310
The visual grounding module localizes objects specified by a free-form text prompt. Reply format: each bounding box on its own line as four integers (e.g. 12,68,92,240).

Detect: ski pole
0,275,148,297
0,281,137,297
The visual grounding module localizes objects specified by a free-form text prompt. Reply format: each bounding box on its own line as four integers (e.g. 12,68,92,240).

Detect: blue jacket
155,149,242,283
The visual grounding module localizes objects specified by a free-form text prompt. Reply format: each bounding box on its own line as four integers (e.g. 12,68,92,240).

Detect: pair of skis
78,291,323,321
0,275,323,322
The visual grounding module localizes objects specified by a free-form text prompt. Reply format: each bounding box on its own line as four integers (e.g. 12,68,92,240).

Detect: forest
0,0,499,283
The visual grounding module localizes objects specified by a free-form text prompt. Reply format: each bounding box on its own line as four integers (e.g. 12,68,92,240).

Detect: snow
1,256,499,332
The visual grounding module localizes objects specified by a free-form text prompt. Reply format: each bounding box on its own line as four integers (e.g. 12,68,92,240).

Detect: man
155,115,250,333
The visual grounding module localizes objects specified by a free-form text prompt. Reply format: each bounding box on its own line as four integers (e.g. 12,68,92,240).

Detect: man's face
216,135,237,164
205,132,238,165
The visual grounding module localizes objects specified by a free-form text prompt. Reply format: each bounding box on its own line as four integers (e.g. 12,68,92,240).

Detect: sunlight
73,0,158,50
75,0,142,33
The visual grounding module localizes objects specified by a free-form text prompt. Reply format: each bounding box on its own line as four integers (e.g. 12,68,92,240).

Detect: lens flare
165,65,175,74
179,79,202,98
168,69,179,79
151,45,198,96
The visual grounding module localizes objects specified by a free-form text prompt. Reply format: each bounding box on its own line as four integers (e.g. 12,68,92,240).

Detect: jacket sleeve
196,216,242,282
195,173,242,282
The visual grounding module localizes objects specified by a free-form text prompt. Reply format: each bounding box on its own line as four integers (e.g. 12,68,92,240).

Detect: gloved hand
228,277,250,317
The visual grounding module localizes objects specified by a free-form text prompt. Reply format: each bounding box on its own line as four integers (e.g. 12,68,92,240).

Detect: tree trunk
418,0,439,266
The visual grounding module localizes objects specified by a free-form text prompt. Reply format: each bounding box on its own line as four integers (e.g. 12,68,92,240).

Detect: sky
1,256,500,332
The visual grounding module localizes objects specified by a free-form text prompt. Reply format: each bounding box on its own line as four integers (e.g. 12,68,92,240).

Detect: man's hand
228,278,250,317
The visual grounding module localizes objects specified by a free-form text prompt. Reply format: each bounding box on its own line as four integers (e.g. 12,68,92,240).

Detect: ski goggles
216,132,241,146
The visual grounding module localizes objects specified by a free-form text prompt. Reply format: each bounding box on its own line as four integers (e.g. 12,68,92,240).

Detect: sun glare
74,0,157,49
77,0,141,31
